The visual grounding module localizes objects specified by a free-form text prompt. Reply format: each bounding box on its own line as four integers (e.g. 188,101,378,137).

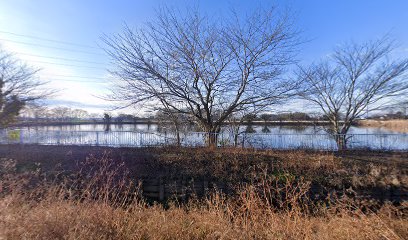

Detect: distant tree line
368,110,408,120
17,105,148,124
258,112,314,122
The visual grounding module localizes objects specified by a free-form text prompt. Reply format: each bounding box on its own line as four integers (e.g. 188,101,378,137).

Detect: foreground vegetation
1,145,407,239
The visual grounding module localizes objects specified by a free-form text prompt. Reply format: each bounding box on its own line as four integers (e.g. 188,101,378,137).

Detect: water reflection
20,123,406,135
261,126,271,133
7,123,408,150
245,125,256,133
104,123,111,132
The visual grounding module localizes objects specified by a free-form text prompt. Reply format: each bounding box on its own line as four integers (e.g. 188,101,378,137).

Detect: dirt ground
0,144,406,166
1,144,407,203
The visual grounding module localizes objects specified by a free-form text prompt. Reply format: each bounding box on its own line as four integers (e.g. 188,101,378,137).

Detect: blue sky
0,0,407,114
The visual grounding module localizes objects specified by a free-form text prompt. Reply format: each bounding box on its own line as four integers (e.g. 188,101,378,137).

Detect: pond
2,123,408,150
15,123,408,134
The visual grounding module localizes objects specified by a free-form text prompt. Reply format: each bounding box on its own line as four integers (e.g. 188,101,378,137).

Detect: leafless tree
18,103,50,123
298,37,408,149
155,107,192,146
103,6,300,145
51,107,72,121
71,109,89,119
0,49,49,128
20,103,45,118
225,107,263,147
395,100,408,117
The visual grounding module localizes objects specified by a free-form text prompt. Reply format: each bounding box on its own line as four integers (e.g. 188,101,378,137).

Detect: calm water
18,123,406,135
3,123,407,150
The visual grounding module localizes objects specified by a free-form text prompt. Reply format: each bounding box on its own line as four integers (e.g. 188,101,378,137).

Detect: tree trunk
207,133,218,147
204,125,220,147
234,133,239,147
336,123,353,151
230,123,240,147
174,122,181,146
330,119,349,150
335,134,347,150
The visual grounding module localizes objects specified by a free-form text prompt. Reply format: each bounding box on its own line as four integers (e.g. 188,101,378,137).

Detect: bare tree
71,109,89,120
19,103,50,122
395,100,408,118
298,37,408,149
0,49,49,128
226,108,260,147
103,112,112,132
155,107,191,146
103,6,300,145
51,107,71,121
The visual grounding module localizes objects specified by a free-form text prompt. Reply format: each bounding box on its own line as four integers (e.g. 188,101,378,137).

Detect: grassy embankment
0,145,407,239
357,119,408,133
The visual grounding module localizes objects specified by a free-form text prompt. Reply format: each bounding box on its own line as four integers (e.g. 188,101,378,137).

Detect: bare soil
1,144,407,202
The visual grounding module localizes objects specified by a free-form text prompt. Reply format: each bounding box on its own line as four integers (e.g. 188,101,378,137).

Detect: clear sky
0,0,407,114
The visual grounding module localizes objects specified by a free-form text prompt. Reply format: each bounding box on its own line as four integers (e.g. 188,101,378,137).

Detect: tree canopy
104,6,300,138
0,50,49,128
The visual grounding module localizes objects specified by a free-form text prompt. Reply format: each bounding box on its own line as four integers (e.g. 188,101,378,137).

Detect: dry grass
357,119,408,133
2,196,406,240
1,152,407,239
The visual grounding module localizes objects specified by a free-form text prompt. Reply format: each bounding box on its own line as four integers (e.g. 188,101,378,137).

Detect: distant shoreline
11,119,408,128
10,120,340,127
356,119,408,133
